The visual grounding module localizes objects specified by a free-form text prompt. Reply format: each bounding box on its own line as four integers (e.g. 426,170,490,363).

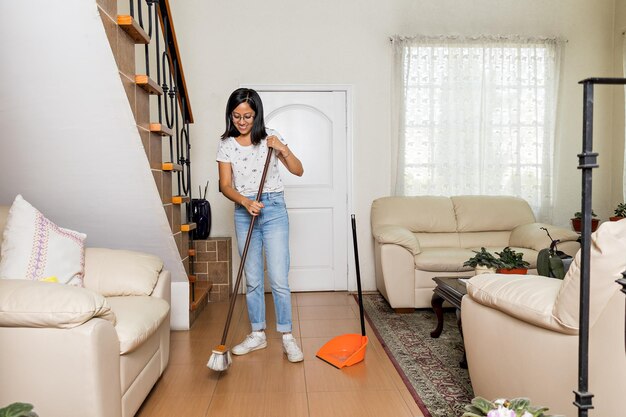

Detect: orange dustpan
316,214,369,368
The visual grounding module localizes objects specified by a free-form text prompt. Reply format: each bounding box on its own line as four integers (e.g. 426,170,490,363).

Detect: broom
207,148,274,371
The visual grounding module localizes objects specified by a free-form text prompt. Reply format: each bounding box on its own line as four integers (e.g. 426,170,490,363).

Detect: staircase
98,0,210,318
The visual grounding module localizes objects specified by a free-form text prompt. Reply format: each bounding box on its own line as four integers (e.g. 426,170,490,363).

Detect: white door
256,90,348,291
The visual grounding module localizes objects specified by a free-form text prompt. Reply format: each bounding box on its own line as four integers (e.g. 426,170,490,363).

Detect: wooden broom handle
220,148,274,345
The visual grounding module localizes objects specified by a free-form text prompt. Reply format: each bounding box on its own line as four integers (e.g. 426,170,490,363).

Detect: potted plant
536,227,572,279
495,247,530,274
463,396,560,417
610,202,626,221
463,247,503,275
571,210,599,233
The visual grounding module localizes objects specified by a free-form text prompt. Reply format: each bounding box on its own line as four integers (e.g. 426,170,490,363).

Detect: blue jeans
234,192,292,333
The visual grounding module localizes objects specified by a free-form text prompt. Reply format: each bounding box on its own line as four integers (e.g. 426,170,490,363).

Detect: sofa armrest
509,222,579,253
0,279,116,328
466,273,575,334
0,318,122,417
83,248,164,297
151,269,171,304
372,225,421,255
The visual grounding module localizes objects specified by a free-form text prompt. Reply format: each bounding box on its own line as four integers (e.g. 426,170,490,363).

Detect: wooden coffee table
430,276,470,368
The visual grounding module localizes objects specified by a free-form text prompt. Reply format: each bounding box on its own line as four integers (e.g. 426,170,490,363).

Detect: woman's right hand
242,198,264,216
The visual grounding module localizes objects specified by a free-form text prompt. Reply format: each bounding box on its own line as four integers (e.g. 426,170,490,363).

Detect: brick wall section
194,237,232,301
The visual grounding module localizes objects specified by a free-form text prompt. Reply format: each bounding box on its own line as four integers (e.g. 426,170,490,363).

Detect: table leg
430,292,444,338
456,308,468,369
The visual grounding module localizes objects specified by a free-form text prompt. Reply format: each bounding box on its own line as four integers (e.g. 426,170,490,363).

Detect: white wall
0,0,189,329
171,0,621,291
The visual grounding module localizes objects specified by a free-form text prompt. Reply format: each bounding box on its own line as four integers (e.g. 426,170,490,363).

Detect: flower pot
496,268,528,275
474,265,497,275
571,217,599,233
610,216,625,222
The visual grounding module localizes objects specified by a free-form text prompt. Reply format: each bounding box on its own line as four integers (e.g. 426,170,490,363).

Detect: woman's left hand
267,135,289,157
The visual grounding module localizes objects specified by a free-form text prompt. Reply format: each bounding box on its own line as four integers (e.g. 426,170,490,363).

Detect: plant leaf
0,403,37,417
549,256,565,279
470,397,495,414
537,249,551,277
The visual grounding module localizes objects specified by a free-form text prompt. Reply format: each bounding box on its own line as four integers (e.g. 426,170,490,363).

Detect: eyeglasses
232,113,255,123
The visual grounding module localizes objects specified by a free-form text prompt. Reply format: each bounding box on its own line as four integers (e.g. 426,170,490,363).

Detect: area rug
361,293,474,417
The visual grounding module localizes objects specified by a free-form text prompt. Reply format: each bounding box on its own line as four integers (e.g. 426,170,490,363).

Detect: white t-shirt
216,128,286,196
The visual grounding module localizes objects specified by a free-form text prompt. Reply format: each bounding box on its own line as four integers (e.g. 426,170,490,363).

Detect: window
392,36,562,221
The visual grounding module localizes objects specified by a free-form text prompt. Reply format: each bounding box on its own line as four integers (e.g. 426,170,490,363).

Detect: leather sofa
370,196,579,310
462,219,626,416
0,205,170,417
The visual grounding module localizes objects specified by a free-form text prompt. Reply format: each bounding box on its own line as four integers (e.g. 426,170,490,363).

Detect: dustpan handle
220,148,274,345
351,214,366,337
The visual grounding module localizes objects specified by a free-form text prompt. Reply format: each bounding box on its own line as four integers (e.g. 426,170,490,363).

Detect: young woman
216,88,304,362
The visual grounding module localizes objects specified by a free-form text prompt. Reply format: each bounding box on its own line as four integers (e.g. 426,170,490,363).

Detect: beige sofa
0,206,170,417
370,196,579,309
462,219,626,416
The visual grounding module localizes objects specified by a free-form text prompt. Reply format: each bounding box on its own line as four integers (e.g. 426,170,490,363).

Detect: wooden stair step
135,75,163,95
150,123,174,137
172,195,190,204
181,223,196,232
190,281,211,311
117,15,150,44
162,162,182,172
188,249,196,257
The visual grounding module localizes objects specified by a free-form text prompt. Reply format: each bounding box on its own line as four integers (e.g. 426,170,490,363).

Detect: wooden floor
137,292,424,417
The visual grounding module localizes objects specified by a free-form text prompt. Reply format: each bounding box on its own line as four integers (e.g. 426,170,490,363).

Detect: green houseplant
463,247,503,275
571,210,599,232
463,396,560,417
610,202,626,221
0,403,38,417
536,227,571,279
495,247,530,274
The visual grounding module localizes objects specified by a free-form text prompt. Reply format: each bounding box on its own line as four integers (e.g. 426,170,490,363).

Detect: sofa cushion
553,219,626,331
83,248,163,297
0,278,115,328
415,248,476,272
0,195,86,286
466,274,570,333
106,296,169,354
371,196,457,233
452,196,535,232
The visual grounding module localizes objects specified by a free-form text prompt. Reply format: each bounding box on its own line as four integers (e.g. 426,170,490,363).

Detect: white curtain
391,35,563,222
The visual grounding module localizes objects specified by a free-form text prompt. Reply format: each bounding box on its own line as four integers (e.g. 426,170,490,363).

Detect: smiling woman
212,88,305,367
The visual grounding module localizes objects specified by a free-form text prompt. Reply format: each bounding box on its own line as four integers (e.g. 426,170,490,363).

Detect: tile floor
136,292,424,417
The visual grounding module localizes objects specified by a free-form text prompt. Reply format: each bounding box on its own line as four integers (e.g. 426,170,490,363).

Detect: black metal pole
618,272,626,354
574,80,597,417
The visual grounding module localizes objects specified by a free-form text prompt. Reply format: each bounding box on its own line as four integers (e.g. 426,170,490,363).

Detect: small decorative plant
0,403,38,417
571,210,599,232
611,203,626,221
495,247,530,273
463,247,503,273
537,227,569,279
462,396,560,417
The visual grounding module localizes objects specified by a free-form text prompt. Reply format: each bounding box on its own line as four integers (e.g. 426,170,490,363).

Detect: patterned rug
361,293,474,417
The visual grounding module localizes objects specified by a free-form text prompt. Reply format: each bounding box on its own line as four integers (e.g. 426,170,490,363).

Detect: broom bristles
206,345,232,371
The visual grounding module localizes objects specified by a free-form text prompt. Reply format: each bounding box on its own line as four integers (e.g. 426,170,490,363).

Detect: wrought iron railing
127,0,196,295
576,77,626,417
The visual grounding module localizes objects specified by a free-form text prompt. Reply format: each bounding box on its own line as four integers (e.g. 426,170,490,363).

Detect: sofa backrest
371,196,457,233
0,205,9,251
553,219,626,330
451,196,536,232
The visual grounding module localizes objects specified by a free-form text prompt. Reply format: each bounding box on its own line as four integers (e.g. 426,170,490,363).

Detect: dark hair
220,88,267,145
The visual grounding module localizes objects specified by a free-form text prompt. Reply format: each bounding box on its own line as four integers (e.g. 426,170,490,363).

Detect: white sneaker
232,331,267,355
282,334,304,362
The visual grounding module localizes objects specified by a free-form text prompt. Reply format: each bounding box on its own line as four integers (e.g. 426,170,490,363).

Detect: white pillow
0,195,86,286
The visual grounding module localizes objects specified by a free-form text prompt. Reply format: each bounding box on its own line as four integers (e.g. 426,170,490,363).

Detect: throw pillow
0,195,86,286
